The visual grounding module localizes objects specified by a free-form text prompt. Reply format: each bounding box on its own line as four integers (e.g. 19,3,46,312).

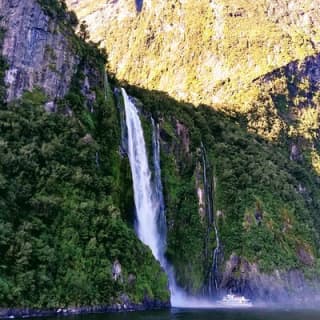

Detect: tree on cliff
79,20,90,41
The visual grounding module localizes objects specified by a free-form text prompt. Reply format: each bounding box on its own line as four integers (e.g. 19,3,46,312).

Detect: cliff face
2,0,320,309
66,0,320,106
0,0,78,101
66,0,320,147
0,0,170,311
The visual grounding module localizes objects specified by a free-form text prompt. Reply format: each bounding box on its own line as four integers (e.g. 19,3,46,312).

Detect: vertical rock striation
0,0,78,101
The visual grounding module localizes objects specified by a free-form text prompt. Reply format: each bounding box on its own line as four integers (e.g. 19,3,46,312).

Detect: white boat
218,293,253,307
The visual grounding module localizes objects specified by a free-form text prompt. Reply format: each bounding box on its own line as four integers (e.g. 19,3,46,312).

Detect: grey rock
119,294,130,305
128,273,136,285
112,260,122,281
44,101,56,112
220,253,319,303
0,0,79,101
290,143,302,161
81,133,94,144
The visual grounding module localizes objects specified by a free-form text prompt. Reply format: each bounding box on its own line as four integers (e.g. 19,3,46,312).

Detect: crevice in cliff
135,0,143,12
0,26,7,103
201,143,221,297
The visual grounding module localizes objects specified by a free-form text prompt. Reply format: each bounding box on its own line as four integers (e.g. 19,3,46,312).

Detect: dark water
31,308,320,320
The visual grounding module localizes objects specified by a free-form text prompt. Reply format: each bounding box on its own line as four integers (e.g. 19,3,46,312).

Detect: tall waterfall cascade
121,88,162,261
121,88,189,306
151,118,167,262
121,88,248,308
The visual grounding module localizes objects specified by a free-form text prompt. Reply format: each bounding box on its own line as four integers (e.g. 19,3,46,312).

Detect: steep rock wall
0,0,78,101
66,0,320,144
66,0,320,107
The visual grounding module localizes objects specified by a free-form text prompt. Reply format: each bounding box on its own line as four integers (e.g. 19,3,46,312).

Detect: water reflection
28,308,320,320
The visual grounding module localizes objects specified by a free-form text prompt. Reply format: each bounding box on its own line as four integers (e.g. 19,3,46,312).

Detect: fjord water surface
31,309,320,320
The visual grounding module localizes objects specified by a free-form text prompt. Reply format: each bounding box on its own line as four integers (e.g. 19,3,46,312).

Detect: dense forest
0,3,168,307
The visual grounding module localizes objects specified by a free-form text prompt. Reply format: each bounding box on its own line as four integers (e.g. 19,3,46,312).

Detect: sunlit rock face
66,0,320,109
65,0,137,47
0,0,78,101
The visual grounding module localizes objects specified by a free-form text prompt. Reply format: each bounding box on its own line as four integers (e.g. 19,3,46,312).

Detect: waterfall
151,118,167,262
121,88,190,306
122,88,163,260
104,72,108,102
116,88,129,157
201,143,220,295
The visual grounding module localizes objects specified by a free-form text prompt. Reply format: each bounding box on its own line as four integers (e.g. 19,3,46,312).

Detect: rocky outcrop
0,0,78,101
257,53,320,109
112,260,122,281
220,253,320,303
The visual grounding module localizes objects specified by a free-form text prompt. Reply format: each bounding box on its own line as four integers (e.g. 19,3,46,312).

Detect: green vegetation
0,89,169,307
0,1,169,308
0,84,169,308
37,0,78,27
2,0,320,306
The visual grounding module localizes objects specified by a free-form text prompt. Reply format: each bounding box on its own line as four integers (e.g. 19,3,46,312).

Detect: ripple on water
24,308,320,320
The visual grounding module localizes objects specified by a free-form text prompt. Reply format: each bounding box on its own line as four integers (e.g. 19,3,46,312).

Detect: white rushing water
122,88,187,306
121,88,251,308
122,88,162,260
151,118,167,263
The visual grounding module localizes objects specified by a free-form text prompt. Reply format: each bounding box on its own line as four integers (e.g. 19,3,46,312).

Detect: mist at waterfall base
121,88,250,309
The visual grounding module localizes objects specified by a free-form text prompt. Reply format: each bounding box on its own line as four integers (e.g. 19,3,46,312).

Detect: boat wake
171,292,253,309
217,294,253,308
